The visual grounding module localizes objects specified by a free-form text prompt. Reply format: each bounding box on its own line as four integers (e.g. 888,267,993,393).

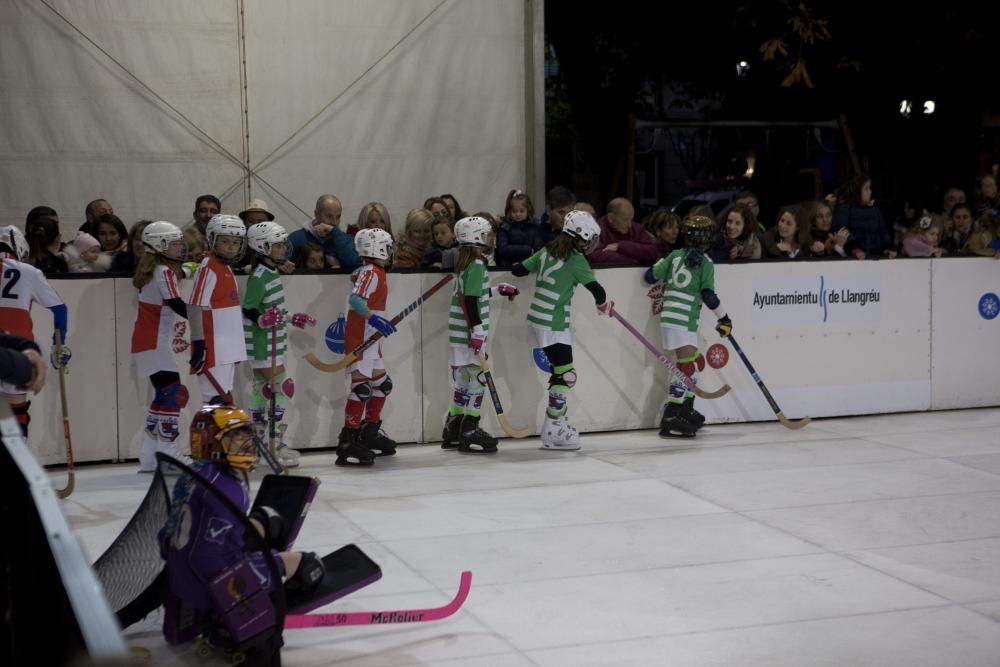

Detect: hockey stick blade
726,334,810,430
478,352,531,438
610,310,730,400
54,330,75,499
285,570,472,629
304,274,454,373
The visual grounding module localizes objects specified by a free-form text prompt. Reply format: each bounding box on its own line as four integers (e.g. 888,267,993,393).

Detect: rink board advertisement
26,258,995,463
929,258,1000,409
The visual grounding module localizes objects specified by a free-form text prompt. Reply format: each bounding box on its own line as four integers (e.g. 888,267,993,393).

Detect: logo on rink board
706,343,729,369
751,274,881,323
979,293,1000,320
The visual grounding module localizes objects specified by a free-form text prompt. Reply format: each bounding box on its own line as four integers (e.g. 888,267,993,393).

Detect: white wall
22,258,999,464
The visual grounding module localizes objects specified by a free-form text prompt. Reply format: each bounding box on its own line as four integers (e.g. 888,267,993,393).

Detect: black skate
441,414,462,449
458,416,498,453
335,427,375,467
359,421,397,457
659,403,698,438
682,396,706,430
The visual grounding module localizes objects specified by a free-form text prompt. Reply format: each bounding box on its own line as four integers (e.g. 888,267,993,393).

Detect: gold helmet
190,406,256,470
682,215,716,251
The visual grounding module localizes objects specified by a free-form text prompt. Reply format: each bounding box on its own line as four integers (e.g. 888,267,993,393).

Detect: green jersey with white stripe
242,263,286,361
521,248,596,332
651,249,715,332
448,259,490,344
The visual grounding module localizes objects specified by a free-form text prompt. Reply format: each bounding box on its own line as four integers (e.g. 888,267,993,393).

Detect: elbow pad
643,268,656,285
348,293,371,317
701,288,720,310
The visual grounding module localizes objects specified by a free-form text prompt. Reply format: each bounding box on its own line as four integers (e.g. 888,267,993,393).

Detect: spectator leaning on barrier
349,202,392,237
65,231,110,273
538,186,576,246
496,189,542,265
239,198,275,228
423,197,454,229
94,213,129,255
803,200,850,258
110,220,153,275
25,207,68,274
588,197,658,265
189,194,221,237
943,203,974,254
963,210,1000,257
80,198,113,234
424,218,460,269
288,195,360,270
393,208,434,268
901,215,946,258
643,208,681,258
763,206,810,260
710,203,761,261
832,174,896,259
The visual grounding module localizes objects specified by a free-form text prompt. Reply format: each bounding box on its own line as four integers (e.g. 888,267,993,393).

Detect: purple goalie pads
285,545,382,615
250,474,319,551
207,560,278,645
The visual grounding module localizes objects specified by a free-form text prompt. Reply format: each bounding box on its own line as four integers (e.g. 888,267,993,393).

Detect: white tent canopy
0,0,541,232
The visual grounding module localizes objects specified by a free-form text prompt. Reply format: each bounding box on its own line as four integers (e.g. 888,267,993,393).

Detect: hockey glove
257,305,285,329
367,314,396,337
495,282,519,301
286,551,325,594
469,324,486,353
291,312,317,329
50,344,72,370
249,505,285,549
189,340,207,374
715,315,733,338
596,300,615,317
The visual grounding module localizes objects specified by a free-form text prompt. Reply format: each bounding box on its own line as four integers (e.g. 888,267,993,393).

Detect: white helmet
246,221,290,259
454,216,492,247
141,221,185,259
355,228,394,261
562,210,601,253
0,225,29,261
205,214,247,263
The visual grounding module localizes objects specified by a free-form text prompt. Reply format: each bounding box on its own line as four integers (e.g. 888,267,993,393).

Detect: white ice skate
156,440,193,474
541,415,581,451
276,424,300,467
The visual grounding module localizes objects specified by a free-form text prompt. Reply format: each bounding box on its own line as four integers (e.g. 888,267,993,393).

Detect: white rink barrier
23,258,1000,464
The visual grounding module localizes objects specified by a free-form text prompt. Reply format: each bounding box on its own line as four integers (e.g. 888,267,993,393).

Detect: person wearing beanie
65,231,111,273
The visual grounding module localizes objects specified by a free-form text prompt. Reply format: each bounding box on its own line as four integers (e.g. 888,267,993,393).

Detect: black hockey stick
726,334,810,430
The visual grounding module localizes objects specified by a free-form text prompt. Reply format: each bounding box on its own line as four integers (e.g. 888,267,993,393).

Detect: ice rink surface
63,409,1000,666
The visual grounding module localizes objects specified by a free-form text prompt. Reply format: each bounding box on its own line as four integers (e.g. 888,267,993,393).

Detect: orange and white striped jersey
131,264,182,354
188,254,247,367
345,262,388,351
0,256,63,341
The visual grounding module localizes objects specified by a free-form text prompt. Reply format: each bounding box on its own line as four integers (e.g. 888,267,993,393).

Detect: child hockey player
188,214,248,403
441,216,519,453
131,221,192,471
510,210,613,450
0,225,71,437
242,221,316,468
159,404,325,664
645,214,732,438
337,228,399,466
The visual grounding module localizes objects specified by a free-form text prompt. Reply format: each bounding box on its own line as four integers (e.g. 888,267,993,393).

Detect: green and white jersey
242,263,286,361
521,248,596,332
651,249,715,332
448,259,490,345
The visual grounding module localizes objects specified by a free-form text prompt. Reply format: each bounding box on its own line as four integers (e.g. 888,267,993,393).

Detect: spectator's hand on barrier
291,312,317,329
852,249,866,260
884,249,898,259
50,344,72,370
605,243,619,253
596,300,615,317
280,260,296,274
495,282,519,301
730,244,743,259
716,315,733,338
21,348,46,392
367,314,396,337
810,241,825,255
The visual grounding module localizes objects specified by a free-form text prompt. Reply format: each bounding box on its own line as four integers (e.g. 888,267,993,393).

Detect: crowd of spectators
14,171,1000,279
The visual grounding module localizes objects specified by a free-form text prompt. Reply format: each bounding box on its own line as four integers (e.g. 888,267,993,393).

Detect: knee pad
262,373,295,400
157,415,181,442
155,382,189,409
350,380,373,403
677,353,705,377
372,374,392,397
548,368,578,390
452,366,482,391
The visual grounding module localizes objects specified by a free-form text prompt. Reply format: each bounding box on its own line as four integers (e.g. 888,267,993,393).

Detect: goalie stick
202,368,286,474
285,570,472,629
305,273,455,373
726,333,810,430
54,330,75,499
477,352,530,438
610,309,731,399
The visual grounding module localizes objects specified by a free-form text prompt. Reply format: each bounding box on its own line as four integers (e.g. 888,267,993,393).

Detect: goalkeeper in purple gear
644,214,732,438
442,216,520,453
158,405,325,659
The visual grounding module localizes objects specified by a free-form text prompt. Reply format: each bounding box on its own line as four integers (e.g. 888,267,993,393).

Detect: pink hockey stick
285,571,472,629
